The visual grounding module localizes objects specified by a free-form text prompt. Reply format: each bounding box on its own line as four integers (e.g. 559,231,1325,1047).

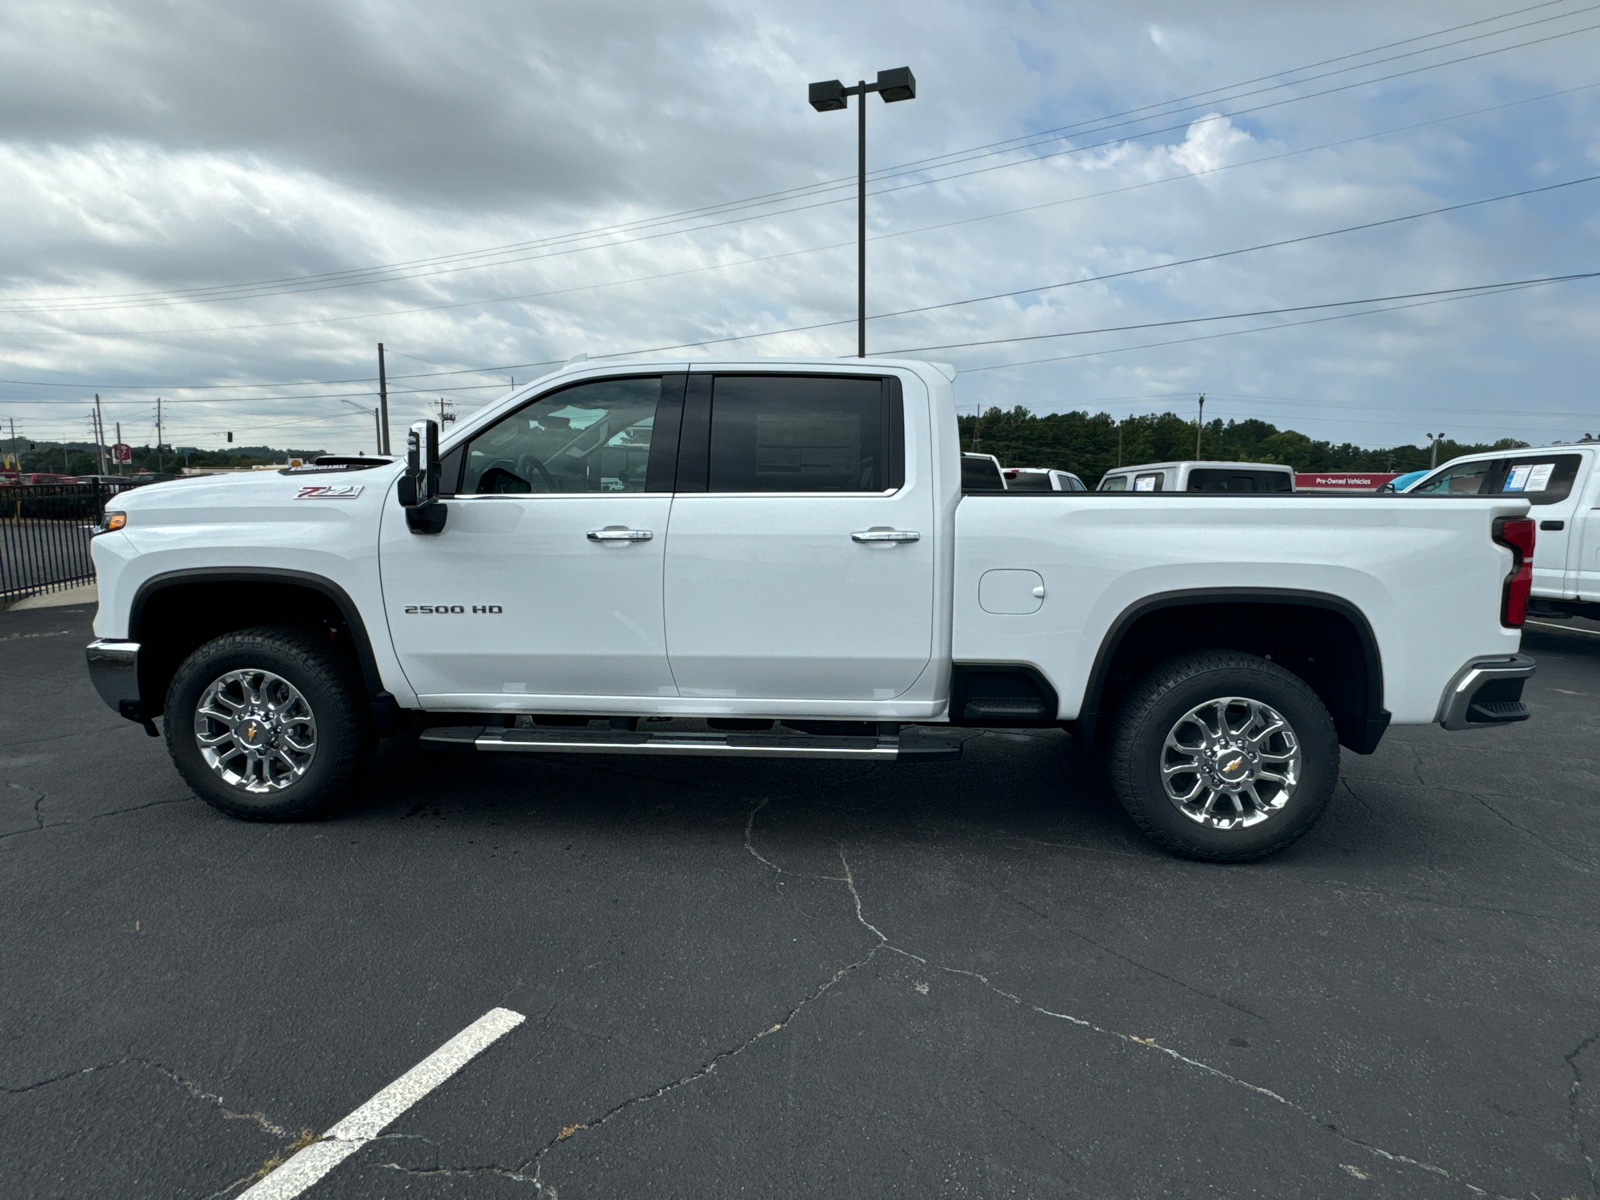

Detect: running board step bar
420,725,961,762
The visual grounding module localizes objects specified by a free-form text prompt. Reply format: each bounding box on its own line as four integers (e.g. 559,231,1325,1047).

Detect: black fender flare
129,567,405,732
1075,587,1388,753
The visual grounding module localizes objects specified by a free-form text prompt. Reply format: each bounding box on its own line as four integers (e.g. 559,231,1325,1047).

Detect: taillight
1493,516,1535,628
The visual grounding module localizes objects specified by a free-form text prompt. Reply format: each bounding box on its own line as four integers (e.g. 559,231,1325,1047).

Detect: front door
380,372,684,705
662,372,934,702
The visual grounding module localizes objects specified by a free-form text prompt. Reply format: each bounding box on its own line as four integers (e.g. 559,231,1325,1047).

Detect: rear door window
1411,454,1581,505
1100,475,1128,491
1133,473,1163,492
1496,454,1581,505
1186,468,1292,492
705,376,895,493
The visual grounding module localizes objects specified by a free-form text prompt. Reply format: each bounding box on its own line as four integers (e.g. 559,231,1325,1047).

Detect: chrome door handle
587,528,653,542
852,529,920,543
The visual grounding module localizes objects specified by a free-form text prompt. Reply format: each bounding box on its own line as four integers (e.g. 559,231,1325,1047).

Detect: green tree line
958,407,1533,486
3,440,327,476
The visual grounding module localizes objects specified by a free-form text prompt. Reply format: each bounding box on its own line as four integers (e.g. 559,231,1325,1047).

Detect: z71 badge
295,485,364,499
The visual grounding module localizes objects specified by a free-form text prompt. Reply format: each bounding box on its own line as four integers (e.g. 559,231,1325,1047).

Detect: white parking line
239,1006,526,1200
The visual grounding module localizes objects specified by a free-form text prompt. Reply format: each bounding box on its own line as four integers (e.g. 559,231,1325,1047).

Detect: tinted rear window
1187,469,1293,493
962,456,1005,492
1004,471,1053,491
707,376,888,492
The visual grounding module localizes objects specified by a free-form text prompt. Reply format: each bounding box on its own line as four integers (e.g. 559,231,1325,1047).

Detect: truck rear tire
164,626,374,821
1108,651,1338,862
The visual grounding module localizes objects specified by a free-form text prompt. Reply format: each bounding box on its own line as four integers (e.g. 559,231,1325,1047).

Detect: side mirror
400,419,447,534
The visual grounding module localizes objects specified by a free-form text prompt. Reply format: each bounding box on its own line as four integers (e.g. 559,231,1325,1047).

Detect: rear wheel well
1084,599,1385,753
132,580,371,720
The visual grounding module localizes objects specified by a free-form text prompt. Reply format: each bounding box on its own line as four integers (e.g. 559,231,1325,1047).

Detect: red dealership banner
1294,472,1401,491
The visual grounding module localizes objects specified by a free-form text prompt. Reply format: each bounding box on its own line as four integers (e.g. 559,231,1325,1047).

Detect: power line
12,76,1594,345
881,270,1600,355
580,171,1600,357
5,6,1596,317
961,276,1564,373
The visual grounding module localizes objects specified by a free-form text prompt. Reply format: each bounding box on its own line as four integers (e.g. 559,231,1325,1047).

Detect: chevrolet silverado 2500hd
85,358,1536,861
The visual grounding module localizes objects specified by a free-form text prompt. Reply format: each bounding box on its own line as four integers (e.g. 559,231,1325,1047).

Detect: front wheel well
131,579,373,720
1083,598,1385,754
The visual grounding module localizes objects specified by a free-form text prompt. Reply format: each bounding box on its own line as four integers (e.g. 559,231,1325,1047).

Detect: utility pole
377,343,391,455
156,396,163,473
1118,420,1124,467
115,422,122,475
8,417,15,469
94,394,107,475
1195,394,1205,459
971,410,981,452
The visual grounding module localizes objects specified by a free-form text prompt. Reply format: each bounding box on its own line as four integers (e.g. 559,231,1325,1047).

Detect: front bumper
1437,653,1536,731
86,640,143,722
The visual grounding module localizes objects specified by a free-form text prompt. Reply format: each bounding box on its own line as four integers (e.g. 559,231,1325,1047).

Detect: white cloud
0,0,1598,451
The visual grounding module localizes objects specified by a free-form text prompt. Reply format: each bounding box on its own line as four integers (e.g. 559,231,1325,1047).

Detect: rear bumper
1437,653,1535,731
85,640,143,722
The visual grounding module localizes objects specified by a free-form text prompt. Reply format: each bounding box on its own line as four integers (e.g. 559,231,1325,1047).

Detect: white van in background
1003,467,1088,492
1098,460,1296,493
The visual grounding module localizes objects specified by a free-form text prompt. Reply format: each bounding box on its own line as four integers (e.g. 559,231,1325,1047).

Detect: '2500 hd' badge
296,485,364,499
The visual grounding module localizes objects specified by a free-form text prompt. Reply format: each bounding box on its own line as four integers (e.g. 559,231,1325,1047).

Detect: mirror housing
400,419,447,534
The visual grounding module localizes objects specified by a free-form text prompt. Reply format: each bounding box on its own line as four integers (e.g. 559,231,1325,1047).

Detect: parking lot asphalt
2,603,1598,1200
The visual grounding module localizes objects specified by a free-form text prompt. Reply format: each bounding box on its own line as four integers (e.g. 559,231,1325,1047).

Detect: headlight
100,511,126,533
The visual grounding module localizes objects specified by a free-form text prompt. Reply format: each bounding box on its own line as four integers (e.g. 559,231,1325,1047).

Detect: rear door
1410,451,1586,596
661,372,934,701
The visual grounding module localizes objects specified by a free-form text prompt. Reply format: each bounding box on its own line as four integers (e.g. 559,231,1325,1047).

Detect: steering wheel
516,454,559,492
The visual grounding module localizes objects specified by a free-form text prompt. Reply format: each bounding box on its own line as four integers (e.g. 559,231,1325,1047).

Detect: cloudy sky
1,0,1597,455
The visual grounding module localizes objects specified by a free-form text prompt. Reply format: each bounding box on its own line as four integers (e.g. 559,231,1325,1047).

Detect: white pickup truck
85,358,1537,861
1404,443,1600,619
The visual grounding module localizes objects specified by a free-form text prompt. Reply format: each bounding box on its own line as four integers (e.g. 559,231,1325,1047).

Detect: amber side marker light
102,512,126,532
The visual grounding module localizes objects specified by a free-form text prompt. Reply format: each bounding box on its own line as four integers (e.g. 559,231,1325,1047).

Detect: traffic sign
111,443,132,464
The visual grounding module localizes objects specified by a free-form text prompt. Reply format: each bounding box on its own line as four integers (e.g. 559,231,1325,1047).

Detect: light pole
1428,431,1446,468
808,66,916,357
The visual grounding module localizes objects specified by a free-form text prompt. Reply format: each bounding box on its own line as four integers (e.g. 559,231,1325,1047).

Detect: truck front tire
164,626,374,821
1109,651,1338,862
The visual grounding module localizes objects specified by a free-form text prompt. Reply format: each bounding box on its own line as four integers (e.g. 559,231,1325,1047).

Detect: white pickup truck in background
1405,444,1600,620
1099,460,1297,493
85,357,1535,861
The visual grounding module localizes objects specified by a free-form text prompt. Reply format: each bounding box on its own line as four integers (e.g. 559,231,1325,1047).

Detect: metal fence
0,481,141,604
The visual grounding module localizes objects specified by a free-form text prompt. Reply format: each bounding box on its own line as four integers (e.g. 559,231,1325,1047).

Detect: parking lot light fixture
807,65,917,357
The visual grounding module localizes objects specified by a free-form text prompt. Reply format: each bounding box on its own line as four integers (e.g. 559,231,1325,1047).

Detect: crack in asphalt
5,1056,291,1138
0,794,192,840
981,878,1266,1022
1476,795,1596,874
742,798,1518,1200
1567,1030,1600,1199
515,937,883,1192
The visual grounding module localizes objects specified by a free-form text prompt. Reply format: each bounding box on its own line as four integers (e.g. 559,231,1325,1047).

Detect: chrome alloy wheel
1159,696,1302,830
194,669,317,793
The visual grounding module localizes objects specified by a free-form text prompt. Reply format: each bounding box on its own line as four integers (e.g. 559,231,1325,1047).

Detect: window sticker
1504,464,1532,492
1133,474,1160,492
1525,462,1555,492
